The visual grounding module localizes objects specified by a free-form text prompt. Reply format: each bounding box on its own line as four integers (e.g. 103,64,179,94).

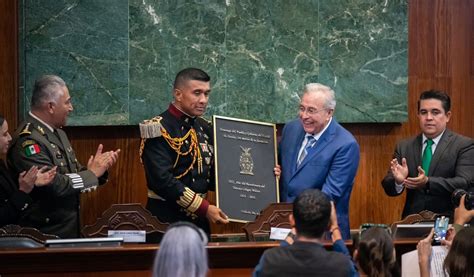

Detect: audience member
418,194,474,277
452,194,474,233
153,221,208,277
418,227,473,277
279,83,360,239
442,227,474,277
0,115,56,227
354,227,399,277
7,75,120,238
253,189,352,277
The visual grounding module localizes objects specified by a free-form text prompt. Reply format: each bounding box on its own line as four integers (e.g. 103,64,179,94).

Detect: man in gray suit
382,90,474,218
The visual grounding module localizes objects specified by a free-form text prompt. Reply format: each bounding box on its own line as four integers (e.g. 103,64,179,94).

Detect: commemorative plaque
213,115,279,222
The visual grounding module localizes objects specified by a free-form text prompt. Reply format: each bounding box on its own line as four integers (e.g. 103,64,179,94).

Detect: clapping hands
18,165,57,193
87,144,121,177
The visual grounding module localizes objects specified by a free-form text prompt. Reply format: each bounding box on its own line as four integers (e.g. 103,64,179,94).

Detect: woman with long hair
354,227,399,277
443,227,474,277
0,115,56,227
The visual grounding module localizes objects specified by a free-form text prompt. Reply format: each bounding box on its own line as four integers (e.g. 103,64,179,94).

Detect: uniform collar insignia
37,125,45,135
168,103,196,124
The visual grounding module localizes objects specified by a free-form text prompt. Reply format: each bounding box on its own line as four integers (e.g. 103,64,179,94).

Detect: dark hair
173,68,210,89
293,189,331,238
417,89,451,113
443,227,474,277
31,75,66,109
356,227,398,277
0,114,4,126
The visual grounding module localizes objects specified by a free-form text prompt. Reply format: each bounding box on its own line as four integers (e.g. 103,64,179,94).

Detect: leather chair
390,210,439,231
0,224,59,248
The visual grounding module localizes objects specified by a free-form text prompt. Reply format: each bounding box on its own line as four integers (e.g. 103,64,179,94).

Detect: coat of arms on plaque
239,146,254,175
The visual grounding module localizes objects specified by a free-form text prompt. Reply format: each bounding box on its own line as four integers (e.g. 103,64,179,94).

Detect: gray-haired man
8,75,120,238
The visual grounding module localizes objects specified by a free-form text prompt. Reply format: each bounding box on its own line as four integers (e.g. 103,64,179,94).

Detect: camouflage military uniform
140,104,214,234
7,114,108,238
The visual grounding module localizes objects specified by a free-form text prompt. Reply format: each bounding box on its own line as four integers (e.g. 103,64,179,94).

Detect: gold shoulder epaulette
139,116,163,139
19,123,32,136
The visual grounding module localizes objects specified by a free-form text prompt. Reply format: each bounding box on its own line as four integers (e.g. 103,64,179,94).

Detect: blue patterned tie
297,135,316,166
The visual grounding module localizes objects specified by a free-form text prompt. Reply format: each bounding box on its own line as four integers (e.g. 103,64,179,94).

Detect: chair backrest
81,203,169,243
0,224,59,248
390,210,439,234
242,203,293,241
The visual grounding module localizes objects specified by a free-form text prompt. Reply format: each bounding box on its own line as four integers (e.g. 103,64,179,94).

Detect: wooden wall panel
0,0,18,128
0,0,472,234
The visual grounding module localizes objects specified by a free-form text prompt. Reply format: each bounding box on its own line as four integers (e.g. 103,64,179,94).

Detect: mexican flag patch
25,144,41,156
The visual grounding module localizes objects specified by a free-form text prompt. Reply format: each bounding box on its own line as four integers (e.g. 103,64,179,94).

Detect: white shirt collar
29,111,55,132
422,130,445,146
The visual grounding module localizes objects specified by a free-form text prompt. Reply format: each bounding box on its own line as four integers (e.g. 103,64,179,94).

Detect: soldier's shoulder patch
19,123,32,136
24,143,41,156
139,116,163,138
21,139,37,148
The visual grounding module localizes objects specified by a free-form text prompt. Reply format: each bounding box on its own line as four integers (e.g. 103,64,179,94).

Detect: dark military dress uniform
0,160,32,227
7,114,108,238
140,104,214,234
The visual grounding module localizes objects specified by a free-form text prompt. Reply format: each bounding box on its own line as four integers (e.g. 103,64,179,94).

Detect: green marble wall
21,0,407,125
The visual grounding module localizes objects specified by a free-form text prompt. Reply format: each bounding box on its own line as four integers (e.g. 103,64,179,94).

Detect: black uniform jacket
0,160,32,227
141,104,214,231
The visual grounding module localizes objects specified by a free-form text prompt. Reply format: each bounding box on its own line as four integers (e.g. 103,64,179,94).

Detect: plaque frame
213,115,279,223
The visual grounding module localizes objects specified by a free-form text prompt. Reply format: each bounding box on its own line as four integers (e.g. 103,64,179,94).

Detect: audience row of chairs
0,202,439,247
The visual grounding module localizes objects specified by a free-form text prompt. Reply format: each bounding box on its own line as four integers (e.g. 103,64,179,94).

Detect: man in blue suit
279,83,360,239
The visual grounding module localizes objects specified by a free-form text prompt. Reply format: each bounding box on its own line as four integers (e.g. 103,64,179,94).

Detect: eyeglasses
298,106,328,115
358,223,392,238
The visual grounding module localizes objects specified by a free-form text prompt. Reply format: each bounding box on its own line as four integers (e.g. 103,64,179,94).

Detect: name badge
270,227,292,240
108,230,146,243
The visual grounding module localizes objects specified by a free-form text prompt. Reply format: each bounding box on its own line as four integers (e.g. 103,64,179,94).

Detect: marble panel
318,0,408,122
20,0,129,125
21,0,407,125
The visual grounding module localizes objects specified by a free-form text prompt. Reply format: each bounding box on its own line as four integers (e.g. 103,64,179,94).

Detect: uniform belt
147,190,207,200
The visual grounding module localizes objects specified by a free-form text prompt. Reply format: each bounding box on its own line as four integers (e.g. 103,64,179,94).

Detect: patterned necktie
422,138,434,174
297,135,316,167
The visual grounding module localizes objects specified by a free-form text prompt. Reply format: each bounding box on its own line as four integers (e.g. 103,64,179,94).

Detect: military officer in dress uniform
7,75,120,238
140,68,228,235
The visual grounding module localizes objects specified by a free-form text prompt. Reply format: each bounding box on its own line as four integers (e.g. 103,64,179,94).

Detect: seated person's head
355,227,397,277
291,189,331,239
443,227,474,277
153,222,208,277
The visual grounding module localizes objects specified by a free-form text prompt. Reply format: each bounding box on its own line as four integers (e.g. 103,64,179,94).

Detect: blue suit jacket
279,118,360,239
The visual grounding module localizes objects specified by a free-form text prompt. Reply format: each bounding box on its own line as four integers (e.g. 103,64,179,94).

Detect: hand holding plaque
206,205,229,224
